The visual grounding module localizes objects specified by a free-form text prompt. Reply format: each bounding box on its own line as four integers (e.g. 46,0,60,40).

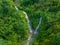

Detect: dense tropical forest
0,0,60,45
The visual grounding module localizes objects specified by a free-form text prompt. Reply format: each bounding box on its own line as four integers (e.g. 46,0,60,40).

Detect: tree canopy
0,0,60,45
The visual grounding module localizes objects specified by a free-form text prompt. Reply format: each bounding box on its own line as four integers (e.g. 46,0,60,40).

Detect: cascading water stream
14,5,42,45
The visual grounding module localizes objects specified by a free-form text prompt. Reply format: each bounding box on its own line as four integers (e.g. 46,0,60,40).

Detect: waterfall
14,5,19,11
23,11,42,45
23,11,33,33
34,17,42,34
14,5,42,45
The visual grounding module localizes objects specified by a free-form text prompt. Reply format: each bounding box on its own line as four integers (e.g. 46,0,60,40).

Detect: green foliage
0,0,60,45
0,0,29,45
19,0,60,45
0,38,7,45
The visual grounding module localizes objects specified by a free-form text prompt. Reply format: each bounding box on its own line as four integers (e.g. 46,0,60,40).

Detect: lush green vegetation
0,0,60,45
0,0,29,45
